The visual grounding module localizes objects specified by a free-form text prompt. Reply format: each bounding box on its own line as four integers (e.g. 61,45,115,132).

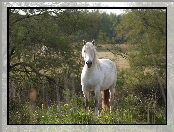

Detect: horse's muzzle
86,61,92,68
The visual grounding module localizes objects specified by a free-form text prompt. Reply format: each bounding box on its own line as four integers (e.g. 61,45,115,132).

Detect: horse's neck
94,58,100,68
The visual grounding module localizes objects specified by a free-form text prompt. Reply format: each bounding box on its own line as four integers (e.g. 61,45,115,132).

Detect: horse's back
99,59,116,72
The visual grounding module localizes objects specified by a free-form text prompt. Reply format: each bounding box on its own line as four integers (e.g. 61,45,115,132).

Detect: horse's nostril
86,61,92,68
86,61,92,64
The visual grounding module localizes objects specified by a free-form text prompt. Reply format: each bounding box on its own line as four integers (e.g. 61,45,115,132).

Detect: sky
93,2,128,14
17,2,128,15
99,9,125,15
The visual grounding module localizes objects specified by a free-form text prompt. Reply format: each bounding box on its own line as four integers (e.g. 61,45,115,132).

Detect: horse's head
82,40,96,68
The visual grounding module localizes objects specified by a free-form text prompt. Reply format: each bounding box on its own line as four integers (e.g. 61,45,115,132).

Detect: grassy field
96,44,130,69
97,51,130,69
9,44,166,125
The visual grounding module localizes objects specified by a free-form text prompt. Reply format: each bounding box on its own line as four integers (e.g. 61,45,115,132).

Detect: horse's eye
84,50,86,52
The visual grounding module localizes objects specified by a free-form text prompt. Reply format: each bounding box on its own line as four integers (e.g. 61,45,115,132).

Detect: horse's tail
101,89,110,110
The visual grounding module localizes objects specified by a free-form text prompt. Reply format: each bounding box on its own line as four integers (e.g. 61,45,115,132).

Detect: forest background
8,5,166,125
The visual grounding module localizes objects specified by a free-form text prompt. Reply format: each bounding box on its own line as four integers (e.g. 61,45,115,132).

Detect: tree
8,8,101,113
117,9,166,69
116,9,166,110
97,30,108,44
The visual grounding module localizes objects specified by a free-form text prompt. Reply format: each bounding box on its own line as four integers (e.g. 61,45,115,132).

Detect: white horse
81,40,117,116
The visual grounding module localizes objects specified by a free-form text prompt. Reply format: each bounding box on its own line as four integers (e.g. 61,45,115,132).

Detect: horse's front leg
94,87,100,116
85,93,89,112
82,86,90,112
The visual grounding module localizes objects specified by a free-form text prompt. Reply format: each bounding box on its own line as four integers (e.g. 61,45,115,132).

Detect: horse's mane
91,44,100,68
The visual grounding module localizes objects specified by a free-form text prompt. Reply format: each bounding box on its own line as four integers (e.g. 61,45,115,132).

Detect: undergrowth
9,68,166,124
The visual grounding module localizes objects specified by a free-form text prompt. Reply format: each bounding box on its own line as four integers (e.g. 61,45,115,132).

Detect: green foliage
9,102,31,124
9,80,166,124
117,9,166,67
9,99,165,124
97,30,109,44
116,10,166,118
8,8,166,125
116,67,166,124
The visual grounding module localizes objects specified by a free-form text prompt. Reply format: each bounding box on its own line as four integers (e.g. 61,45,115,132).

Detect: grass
9,87,166,124
9,102,136,124
96,44,130,69
97,51,130,69
9,44,166,125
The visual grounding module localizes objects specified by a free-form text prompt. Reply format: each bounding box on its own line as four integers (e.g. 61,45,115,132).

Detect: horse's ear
83,40,86,45
92,40,95,45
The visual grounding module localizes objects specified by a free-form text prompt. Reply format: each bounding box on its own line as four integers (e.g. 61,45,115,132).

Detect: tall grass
9,68,166,125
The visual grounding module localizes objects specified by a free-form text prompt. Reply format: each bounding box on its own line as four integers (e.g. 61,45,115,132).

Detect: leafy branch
9,62,57,84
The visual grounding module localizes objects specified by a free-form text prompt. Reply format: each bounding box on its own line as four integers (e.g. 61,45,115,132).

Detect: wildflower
42,115,44,118
42,104,44,109
64,104,68,107
105,116,108,119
